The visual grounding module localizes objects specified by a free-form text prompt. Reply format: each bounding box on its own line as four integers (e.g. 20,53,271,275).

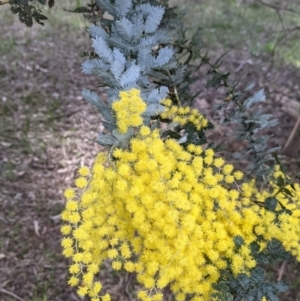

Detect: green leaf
276,175,285,187
64,6,92,13
276,207,292,216
102,121,115,131
161,130,181,139
264,197,278,212
282,188,294,197
233,235,244,248
275,281,289,293
250,267,264,284
213,281,230,292
250,241,260,256
97,134,117,146
237,274,250,289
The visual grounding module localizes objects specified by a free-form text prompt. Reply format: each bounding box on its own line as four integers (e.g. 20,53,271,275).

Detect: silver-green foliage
82,0,179,146
213,82,280,183
73,1,293,300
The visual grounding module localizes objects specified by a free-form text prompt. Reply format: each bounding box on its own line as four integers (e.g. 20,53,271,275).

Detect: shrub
60,1,300,301
0,0,49,27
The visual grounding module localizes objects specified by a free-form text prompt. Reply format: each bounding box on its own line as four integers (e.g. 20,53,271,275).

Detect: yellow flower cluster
61,90,300,301
112,88,147,133
160,99,208,130
258,166,300,260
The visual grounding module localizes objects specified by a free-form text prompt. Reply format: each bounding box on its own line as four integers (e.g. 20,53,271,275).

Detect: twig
282,115,300,154
0,288,24,301
277,261,287,281
48,108,82,120
255,0,300,14
255,0,300,70
124,273,134,301
28,108,83,124
275,9,285,31
271,26,300,60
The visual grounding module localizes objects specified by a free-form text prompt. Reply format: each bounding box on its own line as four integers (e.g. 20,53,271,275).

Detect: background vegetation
0,0,300,300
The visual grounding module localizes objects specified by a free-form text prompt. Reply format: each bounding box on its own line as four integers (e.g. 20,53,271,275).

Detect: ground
0,0,300,301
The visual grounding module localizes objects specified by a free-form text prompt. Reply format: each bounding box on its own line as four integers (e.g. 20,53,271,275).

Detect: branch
269,25,300,69
282,115,300,154
277,261,287,281
255,0,300,14
254,0,300,69
0,288,24,301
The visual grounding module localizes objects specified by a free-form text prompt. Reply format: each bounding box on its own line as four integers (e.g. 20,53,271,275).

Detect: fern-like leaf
152,30,171,44
92,36,113,63
115,17,134,41
139,36,157,47
109,35,133,52
82,60,95,75
114,0,132,18
144,103,165,116
119,64,141,87
137,47,154,71
111,48,126,79
90,58,110,71
131,13,144,37
87,25,109,39
82,89,113,122
153,46,174,67
144,5,165,33
147,86,169,103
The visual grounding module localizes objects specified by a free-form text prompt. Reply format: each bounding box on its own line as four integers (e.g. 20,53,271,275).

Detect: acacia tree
1,0,300,300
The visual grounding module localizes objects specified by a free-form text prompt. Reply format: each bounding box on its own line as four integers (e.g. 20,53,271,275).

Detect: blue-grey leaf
115,17,134,41
131,13,144,37
120,64,141,87
92,36,113,63
82,60,95,75
143,5,165,33
178,134,187,144
147,86,169,103
111,48,126,79
102,121,115,131
244,89,266,109
82,58,110,75
137,47,153,71
82,89,113,122
144,103,164,116
245,82,255,91
114,0,132,18
87,25,109,39
109,35,132,52
97,134,117,146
